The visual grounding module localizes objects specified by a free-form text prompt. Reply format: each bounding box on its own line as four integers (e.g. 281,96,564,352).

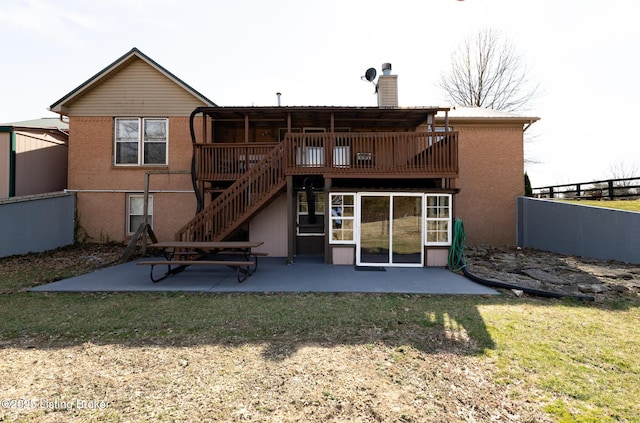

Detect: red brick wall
454,124,524,246
75,191,196,242
69,116,200,242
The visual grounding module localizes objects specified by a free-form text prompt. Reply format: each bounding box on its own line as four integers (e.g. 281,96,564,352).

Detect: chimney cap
382,63,392,75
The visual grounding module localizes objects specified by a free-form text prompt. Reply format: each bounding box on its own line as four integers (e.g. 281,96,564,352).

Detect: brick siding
455,125,524,245
70,116,199,242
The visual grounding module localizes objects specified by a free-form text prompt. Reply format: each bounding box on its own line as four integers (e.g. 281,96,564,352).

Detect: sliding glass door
357,194,423,267
391,195,423,264
358,195,390,264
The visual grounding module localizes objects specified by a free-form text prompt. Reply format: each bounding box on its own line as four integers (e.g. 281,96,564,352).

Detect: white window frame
114,118,168,166
127,194,153,235
329,193,356,244
424,193,452,246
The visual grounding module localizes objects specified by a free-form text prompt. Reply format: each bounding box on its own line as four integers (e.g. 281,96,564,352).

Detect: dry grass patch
1,340,547,422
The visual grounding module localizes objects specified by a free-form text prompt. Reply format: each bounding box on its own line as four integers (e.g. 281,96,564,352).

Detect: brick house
50,48,538,266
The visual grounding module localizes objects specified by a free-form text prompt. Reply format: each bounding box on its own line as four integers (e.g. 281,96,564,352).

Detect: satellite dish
364,67,377,82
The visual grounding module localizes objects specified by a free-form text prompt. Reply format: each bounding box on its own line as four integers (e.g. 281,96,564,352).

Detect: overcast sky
1,0,638,187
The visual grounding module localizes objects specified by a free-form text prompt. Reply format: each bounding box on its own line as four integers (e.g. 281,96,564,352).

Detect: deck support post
286,175,294,265
324,178,332,264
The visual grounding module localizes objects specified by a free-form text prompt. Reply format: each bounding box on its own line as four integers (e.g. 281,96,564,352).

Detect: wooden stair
176,141,288,242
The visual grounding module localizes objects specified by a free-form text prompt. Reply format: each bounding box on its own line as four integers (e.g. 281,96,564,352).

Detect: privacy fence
0,192,75,258
517,196,640,264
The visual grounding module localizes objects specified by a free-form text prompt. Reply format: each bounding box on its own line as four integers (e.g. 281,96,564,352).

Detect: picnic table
138,241,266,283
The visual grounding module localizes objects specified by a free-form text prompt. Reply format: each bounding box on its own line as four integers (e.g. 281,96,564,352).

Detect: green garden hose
447,218,467,272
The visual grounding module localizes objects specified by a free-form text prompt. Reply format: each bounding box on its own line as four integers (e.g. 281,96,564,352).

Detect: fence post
576,184,581,197
608,180,614,200
549,186,554,199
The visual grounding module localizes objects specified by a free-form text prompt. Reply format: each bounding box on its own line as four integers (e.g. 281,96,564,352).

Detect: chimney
376,63,398,108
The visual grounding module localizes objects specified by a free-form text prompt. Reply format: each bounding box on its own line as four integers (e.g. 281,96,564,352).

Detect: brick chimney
376,63,398,108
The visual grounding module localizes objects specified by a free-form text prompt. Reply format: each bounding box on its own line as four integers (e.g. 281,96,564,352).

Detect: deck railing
284,131,457,177
194,131,458,181
195,143,279,181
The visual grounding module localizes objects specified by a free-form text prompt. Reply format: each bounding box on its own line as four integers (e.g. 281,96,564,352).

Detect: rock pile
463,246,640,300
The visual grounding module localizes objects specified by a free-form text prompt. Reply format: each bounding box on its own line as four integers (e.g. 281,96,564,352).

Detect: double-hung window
115,118,168,165
425,194,452,245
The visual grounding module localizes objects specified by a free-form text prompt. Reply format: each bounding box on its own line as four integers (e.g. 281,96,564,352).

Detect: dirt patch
1,341,551,422
0,243,123,292
464,246,640,302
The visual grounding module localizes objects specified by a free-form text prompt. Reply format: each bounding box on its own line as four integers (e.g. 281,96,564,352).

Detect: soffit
199,106,449,130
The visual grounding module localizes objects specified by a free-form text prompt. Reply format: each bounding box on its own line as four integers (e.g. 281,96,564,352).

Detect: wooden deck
194,132,458,181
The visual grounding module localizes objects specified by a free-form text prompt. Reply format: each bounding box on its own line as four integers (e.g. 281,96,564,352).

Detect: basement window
127,194,153,235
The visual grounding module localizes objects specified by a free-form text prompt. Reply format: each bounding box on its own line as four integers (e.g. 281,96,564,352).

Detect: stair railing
176,140,289,241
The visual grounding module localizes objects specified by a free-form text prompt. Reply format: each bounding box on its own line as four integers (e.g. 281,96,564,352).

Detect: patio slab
30,257,498,295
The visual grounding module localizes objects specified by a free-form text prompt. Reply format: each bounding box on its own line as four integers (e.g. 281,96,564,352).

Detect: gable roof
49,47,216,114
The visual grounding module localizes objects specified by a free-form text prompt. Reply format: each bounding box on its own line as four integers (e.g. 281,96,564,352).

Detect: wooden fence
532,177,640,200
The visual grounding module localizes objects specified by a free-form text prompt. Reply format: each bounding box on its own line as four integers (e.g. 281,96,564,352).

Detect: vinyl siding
64,58,207,117
249,193,288,257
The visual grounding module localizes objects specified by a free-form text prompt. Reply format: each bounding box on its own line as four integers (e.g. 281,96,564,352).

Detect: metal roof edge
434,106,540,123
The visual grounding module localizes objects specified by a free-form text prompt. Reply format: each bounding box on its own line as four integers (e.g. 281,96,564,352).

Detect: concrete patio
30,257,498,295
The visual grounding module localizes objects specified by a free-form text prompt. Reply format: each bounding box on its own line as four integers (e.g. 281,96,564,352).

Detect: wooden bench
138,259,255,283
169,251,267,272
214,251,268,272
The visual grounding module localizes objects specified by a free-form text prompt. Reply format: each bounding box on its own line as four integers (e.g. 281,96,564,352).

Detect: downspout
189,107,205,213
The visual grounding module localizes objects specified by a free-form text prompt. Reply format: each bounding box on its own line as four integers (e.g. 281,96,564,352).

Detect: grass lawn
559,199,640,212
1,247,639,422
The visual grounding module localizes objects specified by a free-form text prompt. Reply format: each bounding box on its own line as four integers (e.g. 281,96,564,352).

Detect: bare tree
609,160,639,197
440,29,538,112
609,160,639,180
